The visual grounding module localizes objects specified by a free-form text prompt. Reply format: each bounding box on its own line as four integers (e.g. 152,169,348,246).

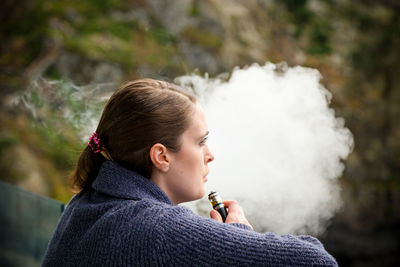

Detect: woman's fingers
223,200,253,229
210,209,223,222
223,200,240,212
209,199,253,229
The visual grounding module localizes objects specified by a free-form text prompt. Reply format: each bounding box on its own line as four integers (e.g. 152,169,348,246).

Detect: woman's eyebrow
199,131,209,140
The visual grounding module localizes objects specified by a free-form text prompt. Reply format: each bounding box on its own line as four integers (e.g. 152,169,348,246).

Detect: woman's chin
193,189,206,202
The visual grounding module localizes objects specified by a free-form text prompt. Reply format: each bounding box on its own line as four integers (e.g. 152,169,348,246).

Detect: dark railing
0,181,64,267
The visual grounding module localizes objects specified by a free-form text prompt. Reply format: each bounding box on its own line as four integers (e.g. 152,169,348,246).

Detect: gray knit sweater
43,161,338,266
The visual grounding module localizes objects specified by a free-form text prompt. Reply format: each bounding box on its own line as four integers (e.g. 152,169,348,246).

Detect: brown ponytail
70,79,197,192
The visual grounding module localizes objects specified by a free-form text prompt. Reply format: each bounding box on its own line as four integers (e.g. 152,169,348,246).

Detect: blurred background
0,0,399,266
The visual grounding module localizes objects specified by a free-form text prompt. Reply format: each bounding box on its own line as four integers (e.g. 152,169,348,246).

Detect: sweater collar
91,161,173,205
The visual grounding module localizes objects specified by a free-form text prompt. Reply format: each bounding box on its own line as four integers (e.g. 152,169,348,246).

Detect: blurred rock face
0,0,399,266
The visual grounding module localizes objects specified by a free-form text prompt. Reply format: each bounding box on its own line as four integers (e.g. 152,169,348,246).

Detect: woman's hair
70,79,197,192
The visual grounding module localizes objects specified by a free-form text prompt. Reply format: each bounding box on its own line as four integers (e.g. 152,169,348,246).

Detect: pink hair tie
88,132,103,153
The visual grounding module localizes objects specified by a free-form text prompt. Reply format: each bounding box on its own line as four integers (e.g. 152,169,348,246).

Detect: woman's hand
210,200,253,229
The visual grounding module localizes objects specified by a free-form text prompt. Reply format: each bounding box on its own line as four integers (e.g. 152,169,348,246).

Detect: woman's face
164,103,214,204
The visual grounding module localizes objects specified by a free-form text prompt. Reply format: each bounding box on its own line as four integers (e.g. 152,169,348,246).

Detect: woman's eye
200,137,208,145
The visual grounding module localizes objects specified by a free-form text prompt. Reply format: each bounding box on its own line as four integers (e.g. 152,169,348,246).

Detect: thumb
210,209,223,222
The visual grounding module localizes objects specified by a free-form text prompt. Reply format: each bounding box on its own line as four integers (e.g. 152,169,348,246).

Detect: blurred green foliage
0,2,399,265
182,27,222,51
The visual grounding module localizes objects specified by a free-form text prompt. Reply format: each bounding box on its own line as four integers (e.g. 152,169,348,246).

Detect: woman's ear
149,143,170,172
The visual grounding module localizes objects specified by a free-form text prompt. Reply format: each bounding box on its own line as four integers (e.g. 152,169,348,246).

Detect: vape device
208,191,228,222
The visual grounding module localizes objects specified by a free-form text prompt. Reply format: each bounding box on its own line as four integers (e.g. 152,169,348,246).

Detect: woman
43,79,338,266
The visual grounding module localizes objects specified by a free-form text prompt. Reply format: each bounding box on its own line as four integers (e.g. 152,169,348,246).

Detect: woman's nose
205,146,214,163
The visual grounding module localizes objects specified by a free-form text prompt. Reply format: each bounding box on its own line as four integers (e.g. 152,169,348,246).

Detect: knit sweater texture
43,161,338,266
